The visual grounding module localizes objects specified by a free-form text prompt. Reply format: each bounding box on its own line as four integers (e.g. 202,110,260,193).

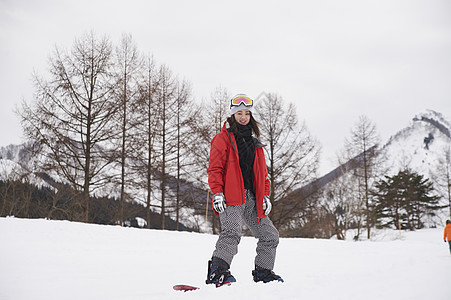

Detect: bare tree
188,86,230,185
254,92,321,228
344,115,381,239
19,32,118,222
318,154,363,240
195,86,230,233
113,34,143,226
0,160,22,216
433,146,451,218
153,65,178,230
135,55,160,228
209,86,231,134
169,79,194,229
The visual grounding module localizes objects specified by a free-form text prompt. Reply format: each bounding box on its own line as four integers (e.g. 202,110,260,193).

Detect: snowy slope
0,217,450,300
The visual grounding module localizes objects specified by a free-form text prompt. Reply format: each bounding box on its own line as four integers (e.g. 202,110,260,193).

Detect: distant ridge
276,110,451,224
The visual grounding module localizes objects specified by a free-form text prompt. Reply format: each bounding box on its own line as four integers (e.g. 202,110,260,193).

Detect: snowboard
173,284,200,292
173,281,234,291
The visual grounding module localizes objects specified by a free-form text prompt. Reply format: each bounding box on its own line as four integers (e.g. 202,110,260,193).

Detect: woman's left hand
263,195,272,215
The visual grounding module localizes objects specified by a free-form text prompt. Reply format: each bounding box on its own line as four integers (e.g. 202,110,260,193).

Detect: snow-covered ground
0,217,450,300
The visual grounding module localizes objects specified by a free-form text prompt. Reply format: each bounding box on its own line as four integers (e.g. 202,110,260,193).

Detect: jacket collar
222,121,266,148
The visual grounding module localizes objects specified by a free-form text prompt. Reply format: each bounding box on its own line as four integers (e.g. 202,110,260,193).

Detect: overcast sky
1,0,450,174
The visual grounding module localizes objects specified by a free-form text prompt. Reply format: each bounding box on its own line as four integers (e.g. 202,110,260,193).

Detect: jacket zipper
228,131,245,205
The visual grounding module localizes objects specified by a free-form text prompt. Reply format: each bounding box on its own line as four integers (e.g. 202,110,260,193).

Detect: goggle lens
231,96,253,107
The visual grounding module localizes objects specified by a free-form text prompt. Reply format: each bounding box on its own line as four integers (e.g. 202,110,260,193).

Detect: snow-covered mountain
383,109,451,177
270,110,451,224
316,110,451,189
0,143,50,189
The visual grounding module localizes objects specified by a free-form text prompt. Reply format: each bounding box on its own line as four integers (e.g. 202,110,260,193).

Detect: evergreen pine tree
373,169,443,230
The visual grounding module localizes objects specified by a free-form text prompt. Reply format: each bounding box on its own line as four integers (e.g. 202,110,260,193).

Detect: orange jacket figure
444,221,451,242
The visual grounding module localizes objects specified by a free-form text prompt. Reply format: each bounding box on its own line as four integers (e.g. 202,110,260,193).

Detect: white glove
213,193,226,214
262,195,272,215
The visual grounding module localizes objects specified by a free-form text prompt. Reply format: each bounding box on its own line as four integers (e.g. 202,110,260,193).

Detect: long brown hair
227,112,261,138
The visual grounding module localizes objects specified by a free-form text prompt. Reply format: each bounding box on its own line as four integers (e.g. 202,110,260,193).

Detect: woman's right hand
213,193,227,213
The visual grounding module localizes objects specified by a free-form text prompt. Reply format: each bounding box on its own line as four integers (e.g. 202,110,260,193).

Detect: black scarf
236,124,255,192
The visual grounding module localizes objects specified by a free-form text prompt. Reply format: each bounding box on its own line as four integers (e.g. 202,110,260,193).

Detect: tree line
293,116,451,240
8,32,320,234
0,177,191,231
1,31,450,238
18,32,196,229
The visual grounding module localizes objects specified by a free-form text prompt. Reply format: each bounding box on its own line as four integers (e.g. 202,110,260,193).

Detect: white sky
1,0,451,175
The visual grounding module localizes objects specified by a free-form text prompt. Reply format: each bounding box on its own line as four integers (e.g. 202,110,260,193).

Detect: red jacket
444,223,451,242
207,122,271,220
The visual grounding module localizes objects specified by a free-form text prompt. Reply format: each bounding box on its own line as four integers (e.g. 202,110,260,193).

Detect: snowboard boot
205,259,236,287
252,266,284,283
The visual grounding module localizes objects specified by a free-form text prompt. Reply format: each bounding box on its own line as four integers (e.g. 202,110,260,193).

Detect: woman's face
234,110,251,125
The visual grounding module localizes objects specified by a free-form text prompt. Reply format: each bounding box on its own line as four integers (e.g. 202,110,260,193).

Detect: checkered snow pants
212,190,279,270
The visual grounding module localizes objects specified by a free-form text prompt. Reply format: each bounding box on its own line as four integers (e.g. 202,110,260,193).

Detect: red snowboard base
173,284,200,292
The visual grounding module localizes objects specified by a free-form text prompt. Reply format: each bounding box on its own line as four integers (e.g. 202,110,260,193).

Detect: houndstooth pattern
212,190,279,270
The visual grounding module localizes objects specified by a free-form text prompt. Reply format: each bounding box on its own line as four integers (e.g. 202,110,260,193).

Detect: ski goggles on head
230,95,253,108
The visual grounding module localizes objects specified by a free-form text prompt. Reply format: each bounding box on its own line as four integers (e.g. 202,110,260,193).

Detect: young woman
206,94,283,287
